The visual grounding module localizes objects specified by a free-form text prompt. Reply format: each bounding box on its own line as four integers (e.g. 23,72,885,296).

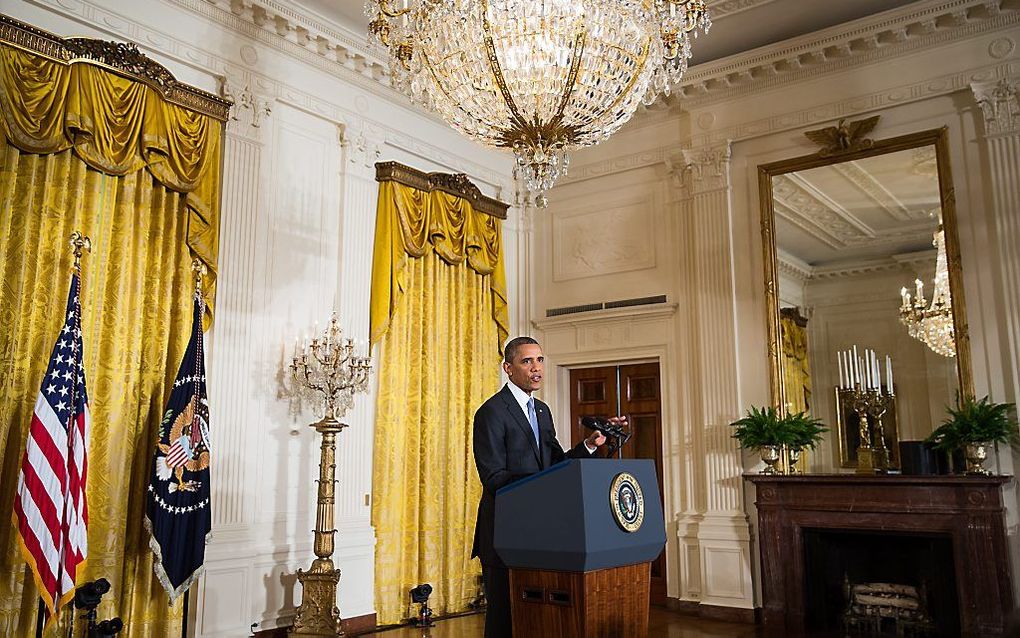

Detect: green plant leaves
729,406,828,451
925,395,1020,451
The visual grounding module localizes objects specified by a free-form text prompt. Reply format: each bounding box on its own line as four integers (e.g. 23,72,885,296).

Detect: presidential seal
609,472,644,532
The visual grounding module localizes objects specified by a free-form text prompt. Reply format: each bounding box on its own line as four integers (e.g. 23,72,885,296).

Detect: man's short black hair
503,336,540,364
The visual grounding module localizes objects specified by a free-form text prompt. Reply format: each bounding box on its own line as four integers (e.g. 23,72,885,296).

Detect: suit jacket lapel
500,385,541,466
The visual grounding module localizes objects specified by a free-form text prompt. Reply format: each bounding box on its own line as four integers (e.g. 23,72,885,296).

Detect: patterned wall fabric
0,45,222,636
370,181,505,624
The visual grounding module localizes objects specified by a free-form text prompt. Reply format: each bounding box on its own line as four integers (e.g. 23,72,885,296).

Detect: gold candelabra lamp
289,314,372,637
837,346,895,474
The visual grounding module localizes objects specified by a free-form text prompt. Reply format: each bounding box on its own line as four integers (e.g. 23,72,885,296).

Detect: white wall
9,0,518,634
537,0,1020,613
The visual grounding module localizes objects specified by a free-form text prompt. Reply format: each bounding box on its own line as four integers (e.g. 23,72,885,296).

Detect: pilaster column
971,78,1020,407
668,142,754,611
331,123,383,619
971,77,1020,606
208,79,273,531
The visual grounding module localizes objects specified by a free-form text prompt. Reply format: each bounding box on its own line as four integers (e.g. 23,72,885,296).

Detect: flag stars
55,401,68,412
46,384,56,395
55,354,65,365
58,385,69,397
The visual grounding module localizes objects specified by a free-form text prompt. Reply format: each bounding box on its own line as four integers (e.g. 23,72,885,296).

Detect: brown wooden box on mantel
745,474,1014,637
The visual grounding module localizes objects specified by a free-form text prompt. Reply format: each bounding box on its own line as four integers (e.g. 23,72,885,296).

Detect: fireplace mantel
745,474,1014,636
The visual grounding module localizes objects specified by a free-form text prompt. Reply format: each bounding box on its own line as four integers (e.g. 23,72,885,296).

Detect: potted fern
924,396,1019,475
784,411,829,474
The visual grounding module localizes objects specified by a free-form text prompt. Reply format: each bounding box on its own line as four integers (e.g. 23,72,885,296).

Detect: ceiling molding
830,161,916,221
672,0,1016,108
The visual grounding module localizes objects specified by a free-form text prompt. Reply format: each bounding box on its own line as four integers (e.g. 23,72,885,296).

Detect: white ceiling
294,0,920,65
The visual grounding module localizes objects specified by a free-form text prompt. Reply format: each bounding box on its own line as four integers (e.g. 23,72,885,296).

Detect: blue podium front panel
494,459,666,571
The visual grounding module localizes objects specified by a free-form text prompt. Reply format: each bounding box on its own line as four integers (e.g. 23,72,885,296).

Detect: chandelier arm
547,28,588,132
376,0,411,19
480,0,532,136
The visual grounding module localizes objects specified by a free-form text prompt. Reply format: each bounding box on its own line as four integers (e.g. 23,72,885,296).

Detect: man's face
504,343,544,394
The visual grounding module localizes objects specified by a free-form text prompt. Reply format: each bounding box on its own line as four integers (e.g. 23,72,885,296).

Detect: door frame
540,345,681,602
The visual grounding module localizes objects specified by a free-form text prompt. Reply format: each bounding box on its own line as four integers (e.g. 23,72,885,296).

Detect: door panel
569,366,618,450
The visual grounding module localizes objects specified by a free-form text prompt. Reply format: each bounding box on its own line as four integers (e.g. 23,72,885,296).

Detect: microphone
580,416,627,439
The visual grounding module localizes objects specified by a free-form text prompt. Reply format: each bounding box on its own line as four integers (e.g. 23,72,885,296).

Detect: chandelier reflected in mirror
366,0,710,206
898,224,956,357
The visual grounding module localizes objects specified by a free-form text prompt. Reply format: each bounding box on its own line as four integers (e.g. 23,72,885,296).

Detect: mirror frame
758,126,974,414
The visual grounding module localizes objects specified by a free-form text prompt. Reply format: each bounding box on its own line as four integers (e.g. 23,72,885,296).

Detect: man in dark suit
471,336,626,638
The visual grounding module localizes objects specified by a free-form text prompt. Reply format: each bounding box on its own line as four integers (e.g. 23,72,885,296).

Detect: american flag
13,272,90,617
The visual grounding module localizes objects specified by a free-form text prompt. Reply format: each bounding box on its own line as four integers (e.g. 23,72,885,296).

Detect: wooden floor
363,607,762,637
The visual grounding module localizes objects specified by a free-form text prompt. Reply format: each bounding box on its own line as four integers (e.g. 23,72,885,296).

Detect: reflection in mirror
771,143,959,470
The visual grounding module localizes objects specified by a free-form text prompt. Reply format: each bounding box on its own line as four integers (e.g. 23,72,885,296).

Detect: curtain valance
0,42,224,319
370,179,509,348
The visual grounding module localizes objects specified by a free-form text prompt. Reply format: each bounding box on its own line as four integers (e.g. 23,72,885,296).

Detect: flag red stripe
19,461,62,546
28,414,69,495
13,497,59,598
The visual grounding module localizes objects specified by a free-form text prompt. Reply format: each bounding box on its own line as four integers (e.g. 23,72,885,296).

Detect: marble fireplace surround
745,475,1014,636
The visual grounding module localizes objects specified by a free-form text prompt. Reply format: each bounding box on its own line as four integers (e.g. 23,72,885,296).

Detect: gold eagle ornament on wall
804,116,881,157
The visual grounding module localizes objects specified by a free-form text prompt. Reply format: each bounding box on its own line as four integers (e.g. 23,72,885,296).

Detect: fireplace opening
802,528,959,637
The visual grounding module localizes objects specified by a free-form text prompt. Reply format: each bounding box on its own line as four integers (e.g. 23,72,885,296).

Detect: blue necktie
527,397,540,447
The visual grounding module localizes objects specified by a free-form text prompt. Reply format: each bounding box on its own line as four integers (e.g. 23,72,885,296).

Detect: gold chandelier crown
899,224,955,358
367,0,710,206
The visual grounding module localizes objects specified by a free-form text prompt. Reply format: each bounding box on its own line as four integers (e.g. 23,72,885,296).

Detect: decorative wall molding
972,76,1020,135
672,0,1019,108
707,0,778,20
532,302,678,331
551,195,656,281
830,161,917,222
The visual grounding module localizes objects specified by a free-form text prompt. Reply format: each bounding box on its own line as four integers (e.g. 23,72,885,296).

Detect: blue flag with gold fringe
144,289,211,604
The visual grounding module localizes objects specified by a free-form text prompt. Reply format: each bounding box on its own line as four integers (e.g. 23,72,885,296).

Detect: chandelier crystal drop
367,0,711,206
898,225,956,358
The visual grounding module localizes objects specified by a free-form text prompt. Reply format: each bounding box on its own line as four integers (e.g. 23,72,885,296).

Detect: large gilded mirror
759,125,973,470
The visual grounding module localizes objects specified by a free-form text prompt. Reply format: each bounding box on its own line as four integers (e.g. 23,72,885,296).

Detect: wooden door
568,363,666,605
569,366,618,450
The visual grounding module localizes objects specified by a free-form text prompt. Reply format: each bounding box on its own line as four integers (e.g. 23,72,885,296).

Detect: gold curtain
370,181,507,625
0,44,223,636
780,313,811,414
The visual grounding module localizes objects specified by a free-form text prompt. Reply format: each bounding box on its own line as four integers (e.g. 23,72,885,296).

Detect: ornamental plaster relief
972,75,1020,134
552,197,656,281
667,143,732,197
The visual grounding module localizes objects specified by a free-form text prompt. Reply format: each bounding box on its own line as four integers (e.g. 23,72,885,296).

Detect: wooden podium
494,459,665,638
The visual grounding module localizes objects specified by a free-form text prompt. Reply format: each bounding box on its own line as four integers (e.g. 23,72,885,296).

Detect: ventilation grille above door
546,295,667,317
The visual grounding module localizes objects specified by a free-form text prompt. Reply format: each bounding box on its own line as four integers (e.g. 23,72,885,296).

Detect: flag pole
35,598,44,638
181,589,189,638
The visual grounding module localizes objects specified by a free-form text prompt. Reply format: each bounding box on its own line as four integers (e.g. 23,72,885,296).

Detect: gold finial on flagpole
191,259,208,291
70,232,91,271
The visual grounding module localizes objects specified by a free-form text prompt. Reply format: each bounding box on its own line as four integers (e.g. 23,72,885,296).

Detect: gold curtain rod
0,13,232,122
375,161,509,219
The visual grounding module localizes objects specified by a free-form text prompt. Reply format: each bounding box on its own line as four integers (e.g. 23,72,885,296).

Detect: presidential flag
13,271,90,617
144,289,211,604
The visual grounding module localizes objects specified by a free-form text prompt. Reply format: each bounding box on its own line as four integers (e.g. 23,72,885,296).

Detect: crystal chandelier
898,225,955,357
367,0,710,206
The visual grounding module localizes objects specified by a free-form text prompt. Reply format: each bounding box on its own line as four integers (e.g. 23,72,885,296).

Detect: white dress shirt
504,382,596,453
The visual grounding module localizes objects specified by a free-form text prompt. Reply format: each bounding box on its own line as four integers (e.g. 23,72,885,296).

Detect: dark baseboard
666,598,759,624
343,613,377,635
253,613,377,637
